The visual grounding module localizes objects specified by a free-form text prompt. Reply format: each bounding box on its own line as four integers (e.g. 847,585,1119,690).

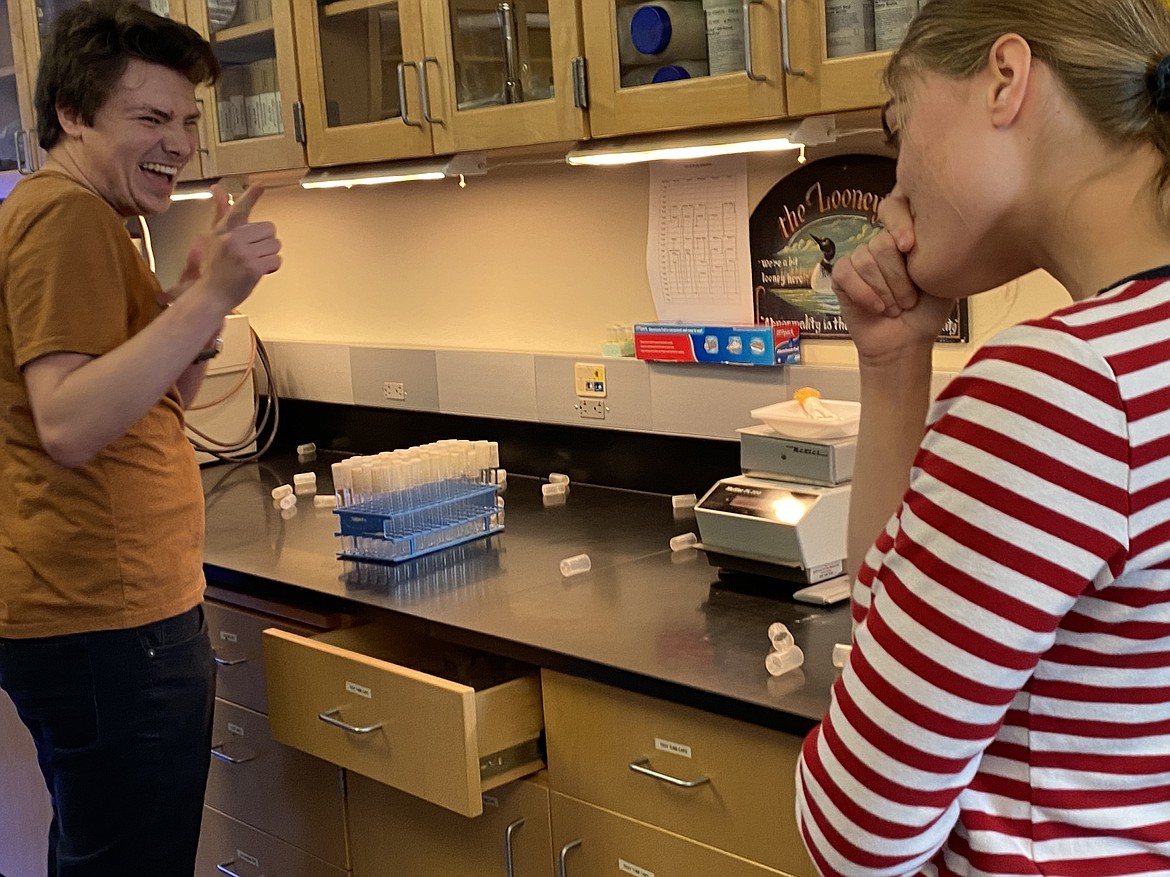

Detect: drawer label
619,859,654,877
227,722,245,737
219,630,238,643
237,850,259,868
654,738,693,758
481,794,500,809
346,680,373,699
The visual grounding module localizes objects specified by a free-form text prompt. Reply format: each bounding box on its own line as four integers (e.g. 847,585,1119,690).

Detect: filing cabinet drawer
348,771,554,877
204,600,325,714
195,806,347,877
550,792,792,877
264,624,544,817
206,698,349,870
542,671,814,876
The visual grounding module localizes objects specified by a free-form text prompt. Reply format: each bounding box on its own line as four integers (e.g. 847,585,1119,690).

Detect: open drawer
262,625,543,817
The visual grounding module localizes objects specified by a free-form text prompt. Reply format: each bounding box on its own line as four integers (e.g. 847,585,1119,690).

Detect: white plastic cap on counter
559,554,591,577
669,532,699,551
767,622,794,652
671,493,697,509
765,646,804,677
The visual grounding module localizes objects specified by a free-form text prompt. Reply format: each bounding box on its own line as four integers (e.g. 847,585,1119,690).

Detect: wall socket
382,381,406,401
577,399,605,419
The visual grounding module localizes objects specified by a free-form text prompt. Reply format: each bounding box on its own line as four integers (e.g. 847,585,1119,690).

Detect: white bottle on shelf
700,0,745,75
825,0,875,58
873,0,917,51
617,1,708,67
620,59,709,87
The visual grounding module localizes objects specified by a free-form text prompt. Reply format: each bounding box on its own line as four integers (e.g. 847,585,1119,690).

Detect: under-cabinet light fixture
169,181,218,201
299,152,488,190
564,116,836,167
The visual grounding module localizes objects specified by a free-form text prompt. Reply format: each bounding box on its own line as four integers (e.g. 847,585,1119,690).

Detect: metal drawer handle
213,652,248,667
779,0,807,77
318,707,384,734
557,839,582,877
504,817,525,877
628,756,711,788
742,0,766,81
211,743,255,765
216,862,264,877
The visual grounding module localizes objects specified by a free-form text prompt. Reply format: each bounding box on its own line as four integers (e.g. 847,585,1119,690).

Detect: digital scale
695,425,856,590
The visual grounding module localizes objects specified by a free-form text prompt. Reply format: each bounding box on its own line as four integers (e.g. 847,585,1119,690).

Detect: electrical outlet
382,381,406,401
578,399,605,420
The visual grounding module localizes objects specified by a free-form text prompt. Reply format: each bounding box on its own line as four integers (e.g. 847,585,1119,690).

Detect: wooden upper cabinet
0,0,36,181
581,0,894,139
295,0,586,168
784,0,890,117
581,0,787,139
186,0,306,178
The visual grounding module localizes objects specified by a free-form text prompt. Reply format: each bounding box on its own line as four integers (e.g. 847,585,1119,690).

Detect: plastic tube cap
542,482,567,497
560,553,591,577
767,622,794,652
549,472,570,485
832,642,854,670
296,443,317,456
669,532,699,551
765,646,804,677
278,493,297,510
671,493,697,509
271,484,293,500
293,472,317,485
313,495,337,508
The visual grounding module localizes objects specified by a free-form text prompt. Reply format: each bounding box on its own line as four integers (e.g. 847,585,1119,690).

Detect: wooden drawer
263,624,544,817
204,600,325,714
195,806,347,877
550,792,792,877
542,671,814,877
206,698,349,869
348,771,554,877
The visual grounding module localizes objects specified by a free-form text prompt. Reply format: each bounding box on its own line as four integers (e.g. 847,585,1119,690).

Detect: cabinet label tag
219,630,237,643
237,850,259,868
227,723,245,737
346,681,372,699
654,737,692,758
619,859,654,877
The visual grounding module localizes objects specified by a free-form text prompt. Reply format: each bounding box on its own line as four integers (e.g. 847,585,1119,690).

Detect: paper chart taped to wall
647,155,754,323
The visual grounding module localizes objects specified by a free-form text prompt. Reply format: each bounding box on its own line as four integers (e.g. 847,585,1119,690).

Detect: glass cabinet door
27,0,169,48
0,0,33,182
784,0,893,116
191,0,304,177
293,0,432,167
423,0,585,154
581,0,786,138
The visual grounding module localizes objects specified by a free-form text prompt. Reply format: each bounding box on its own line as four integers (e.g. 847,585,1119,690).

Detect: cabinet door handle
13,130,27,175
557,838,582,877
213,652,248,666
318,706,384,734
216,861,264,877
417,58,445,125
504,817,525,876
211,743,256,764
628,756,711,788
194,97,210,155
779,0,807,77
742,0,766,81
397,61,423,128
497,1,522,103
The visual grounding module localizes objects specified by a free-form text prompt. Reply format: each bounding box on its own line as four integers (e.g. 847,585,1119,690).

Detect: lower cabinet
196,806,349,877
0,690,50,877
348,772,554,877
550,792,795,877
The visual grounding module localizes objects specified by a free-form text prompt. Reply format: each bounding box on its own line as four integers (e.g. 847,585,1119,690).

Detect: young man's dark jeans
0,604,215,877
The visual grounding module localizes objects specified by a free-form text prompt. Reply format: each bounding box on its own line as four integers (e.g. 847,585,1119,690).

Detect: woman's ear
986,33,1032,128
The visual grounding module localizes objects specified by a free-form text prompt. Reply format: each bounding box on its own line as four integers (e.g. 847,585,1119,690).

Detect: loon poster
751,154,968,342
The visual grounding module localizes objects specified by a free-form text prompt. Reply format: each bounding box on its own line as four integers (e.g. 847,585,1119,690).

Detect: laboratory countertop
201,453,852,736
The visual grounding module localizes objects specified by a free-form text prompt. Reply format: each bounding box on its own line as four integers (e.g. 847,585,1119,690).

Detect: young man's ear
55,104,85,138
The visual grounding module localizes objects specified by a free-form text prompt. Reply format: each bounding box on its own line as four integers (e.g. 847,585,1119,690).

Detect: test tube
765,646,804,677
669,532,699,551
559,554,591,577
768,622,794,652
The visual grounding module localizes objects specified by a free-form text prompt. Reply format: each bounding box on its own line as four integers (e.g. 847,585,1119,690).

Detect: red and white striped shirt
796,269,1170,876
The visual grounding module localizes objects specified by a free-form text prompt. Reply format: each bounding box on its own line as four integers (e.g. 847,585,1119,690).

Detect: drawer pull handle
318,707,384,734
628,757,711,788
504,817,525,876
215,861,263,877
210,743,255,765
557,839,582,877
213,652,248,667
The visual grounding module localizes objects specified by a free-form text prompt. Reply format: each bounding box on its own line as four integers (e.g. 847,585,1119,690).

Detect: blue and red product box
633,322,801,366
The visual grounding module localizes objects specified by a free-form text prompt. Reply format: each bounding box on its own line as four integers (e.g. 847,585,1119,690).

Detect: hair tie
1149,54,1170,112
